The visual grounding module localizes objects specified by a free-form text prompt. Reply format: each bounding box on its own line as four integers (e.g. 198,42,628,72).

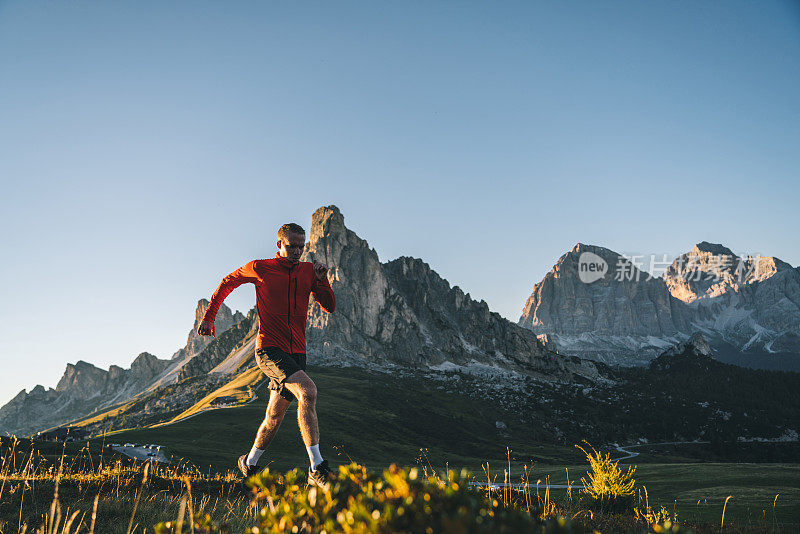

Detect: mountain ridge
1,205,610,437
5,207,798,438
0,300,245,437
301,206,606,381
519,240,800,369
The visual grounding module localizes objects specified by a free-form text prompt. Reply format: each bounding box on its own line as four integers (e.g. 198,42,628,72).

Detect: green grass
3,435,799,532
0,440,258,533
522,463,800,529
99,365,587,473
622,463,799,528
85,365,800,531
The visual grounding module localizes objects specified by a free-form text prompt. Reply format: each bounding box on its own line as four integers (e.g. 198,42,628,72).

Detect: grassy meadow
1,436,797,533
1,364,798,532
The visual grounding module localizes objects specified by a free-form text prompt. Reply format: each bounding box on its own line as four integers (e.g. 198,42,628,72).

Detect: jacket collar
274,253,298,270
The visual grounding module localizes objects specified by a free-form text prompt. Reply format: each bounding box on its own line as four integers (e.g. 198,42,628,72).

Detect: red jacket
202,253,335,354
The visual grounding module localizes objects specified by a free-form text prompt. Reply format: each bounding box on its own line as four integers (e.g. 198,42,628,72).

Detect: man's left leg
238,388,291,477
246,389,291,465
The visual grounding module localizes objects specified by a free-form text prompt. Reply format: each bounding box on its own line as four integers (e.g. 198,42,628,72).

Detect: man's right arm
197,260,259,337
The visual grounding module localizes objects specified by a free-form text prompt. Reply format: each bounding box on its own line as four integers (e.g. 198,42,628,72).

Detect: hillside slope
100,342,800,473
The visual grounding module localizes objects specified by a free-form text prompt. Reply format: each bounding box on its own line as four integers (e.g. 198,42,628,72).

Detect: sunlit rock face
54,353,171,398
0,352,172,437
662,242,800,356
172,300,245,361
520,243,693,336
663,241,790,304
519,241,800,370
302,206,607,382
518,243,693,365
176,309,256,381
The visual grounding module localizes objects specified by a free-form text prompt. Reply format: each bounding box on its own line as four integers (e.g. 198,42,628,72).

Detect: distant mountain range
2,205,797,437
0,206,605,437
519,241,800,371
0,300,246,438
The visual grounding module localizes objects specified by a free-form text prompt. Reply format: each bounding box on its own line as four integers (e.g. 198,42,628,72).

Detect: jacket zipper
287,264,294,353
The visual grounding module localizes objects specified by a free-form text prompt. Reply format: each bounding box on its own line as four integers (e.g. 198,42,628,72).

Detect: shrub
245,462,575,533
575,442,636,513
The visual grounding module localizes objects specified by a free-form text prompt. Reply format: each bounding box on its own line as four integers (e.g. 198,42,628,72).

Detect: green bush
575,442,636,514
150,462,696,533
246,463,546,533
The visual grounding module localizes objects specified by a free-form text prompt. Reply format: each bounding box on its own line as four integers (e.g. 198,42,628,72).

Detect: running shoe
237,454,259,478
307,459,336,491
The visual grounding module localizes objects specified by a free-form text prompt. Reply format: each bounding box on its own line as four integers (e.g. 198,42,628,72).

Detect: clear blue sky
1,1,798,407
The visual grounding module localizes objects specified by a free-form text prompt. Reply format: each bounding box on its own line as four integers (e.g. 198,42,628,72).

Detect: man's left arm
311,261,335,313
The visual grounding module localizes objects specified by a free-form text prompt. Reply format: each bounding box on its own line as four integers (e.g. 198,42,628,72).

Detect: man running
197,223,336,489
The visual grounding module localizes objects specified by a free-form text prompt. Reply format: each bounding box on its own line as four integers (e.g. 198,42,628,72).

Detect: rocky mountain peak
648,332,716,373
195,299,210,323
519,242,689,338
662,332,712,358
310,205,344,238
308,205,346,251
664,242,793,303
172,299,243,361
51,353,169,403
55,361,104,391
692,241,735,257
130,352,169,381
300,206,605,381
1,346,175,436
568,242,613,256
9,389,29,403
664,244,739,303
567,242,618,261
524,239,800,369
55,360,108,399
307,205,377,271
751,255,793,276
132,352,157,366
558,242,657,284
304,205,389,342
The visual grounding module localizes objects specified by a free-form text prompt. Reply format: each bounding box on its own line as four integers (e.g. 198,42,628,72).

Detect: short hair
277,223,305,241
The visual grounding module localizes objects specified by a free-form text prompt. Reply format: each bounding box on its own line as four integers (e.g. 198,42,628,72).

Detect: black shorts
255,346,307,402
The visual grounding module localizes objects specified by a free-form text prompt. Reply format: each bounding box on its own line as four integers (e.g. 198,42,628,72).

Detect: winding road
612,440,710,462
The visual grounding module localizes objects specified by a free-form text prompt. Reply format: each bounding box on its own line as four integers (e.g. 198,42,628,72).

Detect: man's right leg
245,389,291,466
282,371,335,489
283,371,319,453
